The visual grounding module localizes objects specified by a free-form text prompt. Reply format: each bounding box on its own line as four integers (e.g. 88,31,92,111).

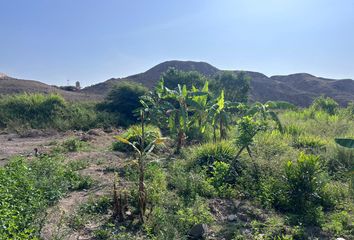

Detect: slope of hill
82,60,354,106
0,75,101,101
2,61,354,106
83,60,219,94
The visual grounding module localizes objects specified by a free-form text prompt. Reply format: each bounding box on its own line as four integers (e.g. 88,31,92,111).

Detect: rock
80,134,94,142
227,214,238,222
7,137,13,141
336,238,346,240
188,224,208,239
87,129,101,136
103,127,113,133
19,129,43,138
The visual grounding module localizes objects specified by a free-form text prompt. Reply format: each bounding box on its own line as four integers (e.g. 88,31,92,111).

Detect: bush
212,71,250,103
162,68,208,90
188,141,237,167
112,124,162,152
311,96,339,115
292,135,326,152
0,155,90,239
168,160,216,200
0,93,66,129
283,153,329,225
61,138,86,152
98,81,148,126
176,196,214,232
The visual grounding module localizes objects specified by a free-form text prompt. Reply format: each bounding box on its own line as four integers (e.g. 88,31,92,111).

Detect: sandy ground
0,131,68,165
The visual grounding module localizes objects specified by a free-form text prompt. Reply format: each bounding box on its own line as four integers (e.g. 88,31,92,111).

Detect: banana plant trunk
138,110,146,223
220,117,226,140
138,156,146,223
176,129,185,154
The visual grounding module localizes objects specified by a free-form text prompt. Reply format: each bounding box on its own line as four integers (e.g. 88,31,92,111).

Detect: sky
1,0,354,87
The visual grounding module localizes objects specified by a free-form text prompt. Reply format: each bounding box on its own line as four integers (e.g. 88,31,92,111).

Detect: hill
82,60,354,106
2,61,354,106
0,74,101,101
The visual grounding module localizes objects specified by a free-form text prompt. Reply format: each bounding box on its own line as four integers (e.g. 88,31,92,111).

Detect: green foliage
112,124,162,152
80,196,112,215
0,155,91,239
188,141,237,166
322,210,353,237
61,138,86,152
292,135,327,151
0,93,66,129
212,71,250,103
207,161,236,197
176,196,214,232
168,160,217,200
235,116,265,148
311,96,339,115
281,153,329,225
162,68,208,90
99,81,148,126
0,93,116,131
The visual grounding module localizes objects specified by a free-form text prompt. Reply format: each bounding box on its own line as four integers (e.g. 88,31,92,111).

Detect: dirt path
0,128,126,239
38,129,126,240
0,131,68,165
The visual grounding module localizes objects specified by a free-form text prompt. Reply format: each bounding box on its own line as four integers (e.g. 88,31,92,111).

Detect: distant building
75,81,81,90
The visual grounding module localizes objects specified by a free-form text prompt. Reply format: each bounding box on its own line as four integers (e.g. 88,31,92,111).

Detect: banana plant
188,81,211,134
208,90,241,142
155,81,208,153
115,110,164,223
246,101,283,133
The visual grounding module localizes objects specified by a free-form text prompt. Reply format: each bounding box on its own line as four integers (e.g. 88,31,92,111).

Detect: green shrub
322,210,353,237
168,160,216,200
0,93,66,129
235,116,265,148
207,161,236,197
112,124,162,152
162,68,207,90
176,196,214,232
61,138,86,152
80,196,112,215
283,153,329,225
311,96,339,115
188,141,237,166
98,81,148,126
0,155,90,239
292,135,326,152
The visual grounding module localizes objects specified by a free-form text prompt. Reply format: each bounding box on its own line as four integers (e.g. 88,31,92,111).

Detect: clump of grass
112,124,162,152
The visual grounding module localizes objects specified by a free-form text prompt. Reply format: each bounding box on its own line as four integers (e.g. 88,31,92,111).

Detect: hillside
82,61,354,106
0,74,101,101
2,61,354,106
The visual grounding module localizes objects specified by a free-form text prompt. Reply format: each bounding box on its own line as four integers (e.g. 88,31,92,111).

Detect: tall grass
0,93,116,131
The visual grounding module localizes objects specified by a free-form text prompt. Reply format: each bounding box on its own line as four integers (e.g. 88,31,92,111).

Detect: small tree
99,81,148,126
235,116,265,159
162,68,207,90
212,71,250,103
247,101,284,133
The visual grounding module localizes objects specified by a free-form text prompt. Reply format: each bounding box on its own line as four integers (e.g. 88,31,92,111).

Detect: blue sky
1,0,354,86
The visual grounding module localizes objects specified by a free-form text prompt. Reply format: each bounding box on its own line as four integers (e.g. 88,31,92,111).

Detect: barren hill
0,74,101,101
82,60,354,106
1,61,354,106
